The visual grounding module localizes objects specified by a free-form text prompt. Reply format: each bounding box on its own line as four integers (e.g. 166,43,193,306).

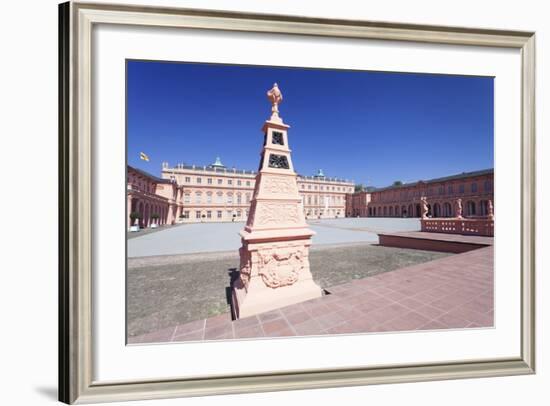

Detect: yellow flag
140,152,150,162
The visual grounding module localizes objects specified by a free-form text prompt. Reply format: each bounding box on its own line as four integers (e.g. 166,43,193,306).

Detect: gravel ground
127,243,450,338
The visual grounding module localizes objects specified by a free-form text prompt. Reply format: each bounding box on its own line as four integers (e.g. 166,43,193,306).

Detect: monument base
231,234,323,319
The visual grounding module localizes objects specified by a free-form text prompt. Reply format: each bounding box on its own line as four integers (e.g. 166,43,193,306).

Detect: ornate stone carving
238,248,252,289
263,176,296,195
256,203,299,226
272,131,284,145
268,154,289,169
258,248,304,288
267,83,283,121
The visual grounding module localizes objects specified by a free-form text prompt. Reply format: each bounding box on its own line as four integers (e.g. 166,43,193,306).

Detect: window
228,179,233,185
307,196,312,205
459,184,465,194
183,211,189,219
237,210,241,217
439,186,444,195
185,177,191,183
314,185,318,190
195,192,201,203
245,193,251,203
196,177,202,184
246,181,251,187
471,183,478,193
217,210,222,219
237,180,242,186
301,184,305,189
448,185,454,194
308,185,312,190
206,192,212,203
227,210,232,218
217,179,223,185
227,193,233,204
217,192,223,203
195,211,201,219
237,193,242,204
320,186,324,191
184,193,191,203
484,180,492,192
207,178,212,184
207,211,212,219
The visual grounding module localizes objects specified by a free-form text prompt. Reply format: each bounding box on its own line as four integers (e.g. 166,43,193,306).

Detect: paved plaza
126,219,494,343
127,218,421,257
129,245,493,344
127,242,448,338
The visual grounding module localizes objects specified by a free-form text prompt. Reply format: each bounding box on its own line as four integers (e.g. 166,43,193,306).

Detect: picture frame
59,1,535,404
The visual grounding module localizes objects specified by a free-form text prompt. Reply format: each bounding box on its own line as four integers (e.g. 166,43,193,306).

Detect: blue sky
127,60,493,187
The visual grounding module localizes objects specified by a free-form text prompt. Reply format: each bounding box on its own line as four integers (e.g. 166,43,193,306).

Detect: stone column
232,84,322,319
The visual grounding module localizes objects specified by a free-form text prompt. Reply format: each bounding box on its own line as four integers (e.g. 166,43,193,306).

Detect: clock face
268,154,290,169
271,131,284,145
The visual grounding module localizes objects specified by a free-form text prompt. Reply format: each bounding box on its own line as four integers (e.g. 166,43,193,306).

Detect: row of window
301,184,353,193
375,181,493,203
173,175,352,192
303,195,344,206
181,210,249,219
184,191,252,204
180,176,253,187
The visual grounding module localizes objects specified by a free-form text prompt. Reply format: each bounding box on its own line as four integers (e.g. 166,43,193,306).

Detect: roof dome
210,156,225,168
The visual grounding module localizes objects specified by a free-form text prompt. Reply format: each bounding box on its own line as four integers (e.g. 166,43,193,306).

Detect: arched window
467,201,476,216
433,203,441,218
216,192,223,203
443,202,453,217
195,192,202,204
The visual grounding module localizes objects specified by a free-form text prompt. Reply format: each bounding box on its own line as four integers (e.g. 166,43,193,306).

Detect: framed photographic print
59,1,535,404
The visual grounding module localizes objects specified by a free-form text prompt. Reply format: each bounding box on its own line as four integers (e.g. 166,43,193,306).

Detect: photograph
125,61,495,344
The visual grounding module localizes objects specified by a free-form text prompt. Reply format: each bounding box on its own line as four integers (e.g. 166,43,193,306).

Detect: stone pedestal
231,83,322,319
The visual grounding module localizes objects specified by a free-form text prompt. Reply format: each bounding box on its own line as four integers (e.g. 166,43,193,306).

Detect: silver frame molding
58,1,536,404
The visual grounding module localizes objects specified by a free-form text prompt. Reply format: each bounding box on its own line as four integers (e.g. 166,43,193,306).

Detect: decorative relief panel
268,154,289,169
238,247,252,289
258,248,305,288
255,203,299,226
263,176,297,195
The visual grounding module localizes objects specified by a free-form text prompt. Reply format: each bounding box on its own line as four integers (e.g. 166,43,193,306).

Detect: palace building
348,168,494,219
127,158,494,229
127,157,354,228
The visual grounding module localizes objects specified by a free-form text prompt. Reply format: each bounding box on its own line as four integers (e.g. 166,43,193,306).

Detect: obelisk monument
231,83,323,319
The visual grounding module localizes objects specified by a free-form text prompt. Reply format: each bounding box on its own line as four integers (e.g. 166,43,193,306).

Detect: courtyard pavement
127,242,448,338
127,217,421,258
129,245,494,344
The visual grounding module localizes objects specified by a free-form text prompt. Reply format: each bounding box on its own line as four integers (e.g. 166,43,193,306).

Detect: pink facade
127,166,180,229
349,169,494,219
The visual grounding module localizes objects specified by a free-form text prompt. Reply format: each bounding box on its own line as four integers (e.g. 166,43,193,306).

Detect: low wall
421,218,494,237
378,234,487,253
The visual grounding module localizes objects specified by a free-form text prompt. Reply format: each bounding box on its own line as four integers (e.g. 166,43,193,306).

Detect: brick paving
128,245,493,344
